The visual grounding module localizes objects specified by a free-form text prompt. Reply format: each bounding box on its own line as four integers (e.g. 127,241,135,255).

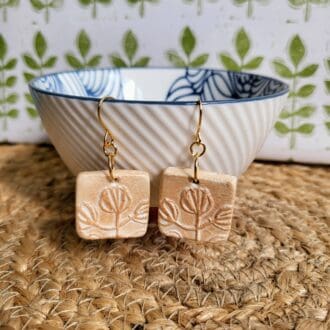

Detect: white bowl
30,67,289,205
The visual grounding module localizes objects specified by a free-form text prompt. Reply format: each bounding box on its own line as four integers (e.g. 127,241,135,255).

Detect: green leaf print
78,30,91,58
65,30,102,69
0,0,19,22
232,0,270,18
22,31,58,119
289,34,305,67
243,56,263,69
133,56,150,67
30,0,63,23
272,34,318,149
124,30,138,62
219,28,264,72
323,57,330,133
0,34,18,130
35,31,47,58
296,84,315,97
110,30,150,67
280,105,316,119
288,0,330,22
236,28,250,60
182,0,219,15
78,0,112,19
190,54,209,67
181,26,195,58
274,121,290,134
166,26,209,67
296,123,314,133
219,54,240,71
25,93,37,118
273,60,294,78
298,64,318,77
127,0,159,18
0,35,7,59
166,51,186,67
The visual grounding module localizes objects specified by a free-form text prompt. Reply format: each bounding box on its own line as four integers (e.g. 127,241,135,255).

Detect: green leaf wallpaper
0,35,18,131
65,30,102,69
219,28,263,71
110,30,150,67
324,57,330,133
22,31,58,119
1,1,329,162
166,26,209,67
272,35,318,149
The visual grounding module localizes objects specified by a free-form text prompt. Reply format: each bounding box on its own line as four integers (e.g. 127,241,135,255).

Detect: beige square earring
75,96,150,240
158,100,237,242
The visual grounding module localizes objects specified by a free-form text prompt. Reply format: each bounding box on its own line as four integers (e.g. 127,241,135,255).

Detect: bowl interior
30,67,288,103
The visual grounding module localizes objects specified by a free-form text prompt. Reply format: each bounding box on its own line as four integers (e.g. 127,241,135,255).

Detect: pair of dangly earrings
75,97,237,242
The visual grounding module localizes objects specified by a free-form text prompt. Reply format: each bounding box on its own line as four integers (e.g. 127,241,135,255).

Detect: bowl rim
29,66,289,105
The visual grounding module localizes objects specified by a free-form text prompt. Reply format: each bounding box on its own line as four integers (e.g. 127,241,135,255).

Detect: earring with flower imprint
75,96,150,239
158,100,237,242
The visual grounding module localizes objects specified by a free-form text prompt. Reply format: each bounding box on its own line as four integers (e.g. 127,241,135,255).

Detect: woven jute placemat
0,145,329,330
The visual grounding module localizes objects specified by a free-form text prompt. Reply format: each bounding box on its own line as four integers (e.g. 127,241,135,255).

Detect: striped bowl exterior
31,90,287,206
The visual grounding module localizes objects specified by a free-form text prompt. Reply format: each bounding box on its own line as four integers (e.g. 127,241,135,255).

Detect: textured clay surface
158,167,237,242
76,170,150,239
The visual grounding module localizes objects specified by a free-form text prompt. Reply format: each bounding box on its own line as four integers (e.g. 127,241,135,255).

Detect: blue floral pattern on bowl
166,69,286,102
30,67,288,104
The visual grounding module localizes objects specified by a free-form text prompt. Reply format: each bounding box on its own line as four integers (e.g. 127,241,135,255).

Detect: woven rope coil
0,145,329,329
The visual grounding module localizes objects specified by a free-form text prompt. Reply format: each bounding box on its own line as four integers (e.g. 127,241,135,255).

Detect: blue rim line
29,66,290,105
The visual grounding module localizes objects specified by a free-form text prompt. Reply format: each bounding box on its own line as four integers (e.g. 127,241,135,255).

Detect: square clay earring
158,167,236,242
157,100,237,242
76,170,150,240
75,96,150,240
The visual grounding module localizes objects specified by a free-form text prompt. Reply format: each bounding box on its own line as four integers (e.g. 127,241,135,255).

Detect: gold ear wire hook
97,96,118,181
195,99,203,143
97,96,115,137
190,99,206,184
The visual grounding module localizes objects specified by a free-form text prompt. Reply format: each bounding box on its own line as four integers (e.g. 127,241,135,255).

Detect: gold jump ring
97,96,117,181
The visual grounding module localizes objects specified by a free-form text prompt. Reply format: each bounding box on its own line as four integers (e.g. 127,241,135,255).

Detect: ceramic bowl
30,67,289,205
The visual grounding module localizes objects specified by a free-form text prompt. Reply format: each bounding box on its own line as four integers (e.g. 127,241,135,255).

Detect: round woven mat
0,145,329,330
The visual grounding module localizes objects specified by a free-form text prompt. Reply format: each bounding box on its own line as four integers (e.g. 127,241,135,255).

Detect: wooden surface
0,145,329,329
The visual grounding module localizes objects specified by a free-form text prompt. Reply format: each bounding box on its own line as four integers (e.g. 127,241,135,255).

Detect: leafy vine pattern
109,30,150,67
65,30,102,69
77,182,149,238
22,31,58,119
0,34,18,130
219,27,264,72
166,26,209,67
159,184,233,242
272,35,318,149
324,57,330,134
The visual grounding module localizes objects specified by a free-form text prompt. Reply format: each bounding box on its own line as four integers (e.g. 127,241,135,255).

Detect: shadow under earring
158,100,237,242
75,96,150,240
